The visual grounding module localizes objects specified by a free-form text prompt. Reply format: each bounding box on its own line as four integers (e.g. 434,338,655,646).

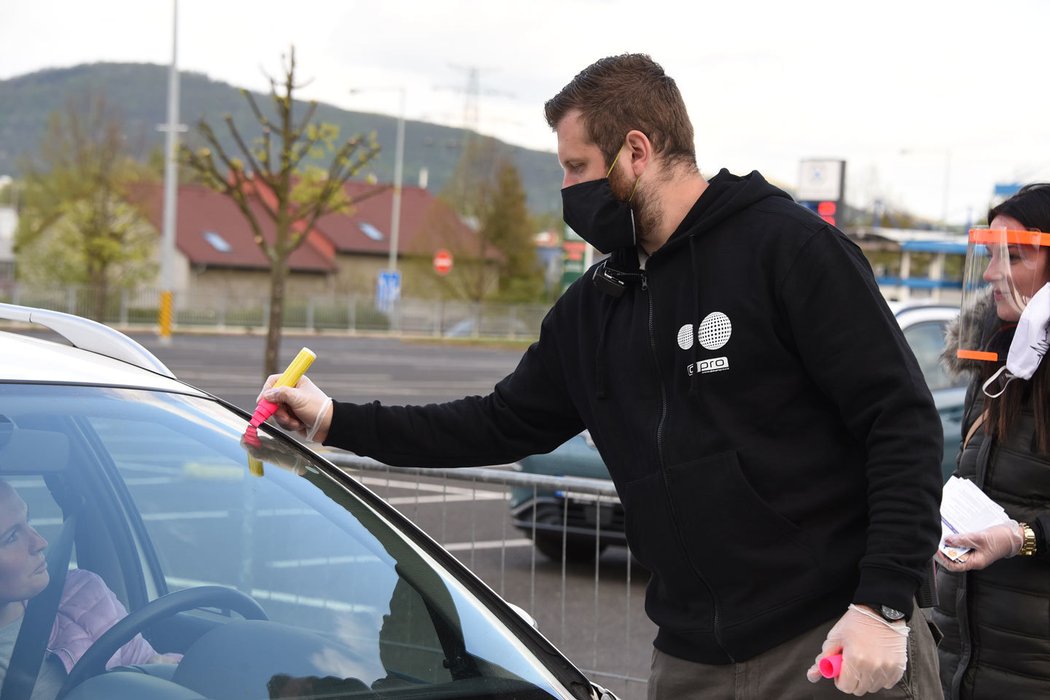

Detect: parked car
510,303,967,562
0,303,617,700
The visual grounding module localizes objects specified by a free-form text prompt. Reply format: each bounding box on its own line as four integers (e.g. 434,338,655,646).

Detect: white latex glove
806,604,909,696
938,520,1023,571
258,375,333,443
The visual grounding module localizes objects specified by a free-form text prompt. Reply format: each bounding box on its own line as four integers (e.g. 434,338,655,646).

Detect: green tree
431,137,500,302
182,47,381,377
482,160,543,301
15,95,157,320
434,139,542,302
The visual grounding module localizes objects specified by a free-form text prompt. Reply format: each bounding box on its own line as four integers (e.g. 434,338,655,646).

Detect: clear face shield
957,226,1050,363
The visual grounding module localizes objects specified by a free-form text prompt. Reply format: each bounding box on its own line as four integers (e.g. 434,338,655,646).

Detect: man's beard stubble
609,166,659,246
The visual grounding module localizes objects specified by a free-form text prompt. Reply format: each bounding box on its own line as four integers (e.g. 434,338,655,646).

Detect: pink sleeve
107,629,161,669
92,584,163,669
57,569,164,669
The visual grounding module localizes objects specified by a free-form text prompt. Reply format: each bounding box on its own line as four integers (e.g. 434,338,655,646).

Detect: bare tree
183,47,381,376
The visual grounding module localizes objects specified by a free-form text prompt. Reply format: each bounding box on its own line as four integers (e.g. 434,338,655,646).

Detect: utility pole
441,64,514,144
157,0,186,344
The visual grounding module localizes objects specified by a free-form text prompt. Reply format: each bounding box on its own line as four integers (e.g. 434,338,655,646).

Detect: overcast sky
3,0,1049,225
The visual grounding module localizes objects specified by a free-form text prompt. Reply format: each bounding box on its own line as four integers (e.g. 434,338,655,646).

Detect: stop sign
433,248,453,276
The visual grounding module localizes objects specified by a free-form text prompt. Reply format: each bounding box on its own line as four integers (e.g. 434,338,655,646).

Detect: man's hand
806,604,909,695
938,520,1023,572
258,375,333,443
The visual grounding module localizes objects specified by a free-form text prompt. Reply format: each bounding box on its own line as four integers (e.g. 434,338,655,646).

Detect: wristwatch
1019,522,1038,557
876,605,906,622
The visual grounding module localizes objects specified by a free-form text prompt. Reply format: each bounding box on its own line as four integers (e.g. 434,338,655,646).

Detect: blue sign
376,270,401,314
993,182,1023,198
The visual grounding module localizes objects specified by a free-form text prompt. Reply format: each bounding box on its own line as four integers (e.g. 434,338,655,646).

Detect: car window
902,320,967,392
0,384,580,699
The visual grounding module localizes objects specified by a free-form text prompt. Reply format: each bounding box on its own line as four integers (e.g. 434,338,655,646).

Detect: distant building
533,229,563,296
848,226,967,304
131,181,492,307
0,206,16,293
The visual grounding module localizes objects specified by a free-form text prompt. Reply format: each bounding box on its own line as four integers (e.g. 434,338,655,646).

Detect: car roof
0,304,206,395
890,302,960,327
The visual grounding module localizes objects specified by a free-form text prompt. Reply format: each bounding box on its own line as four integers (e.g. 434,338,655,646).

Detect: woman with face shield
933,183,1050,699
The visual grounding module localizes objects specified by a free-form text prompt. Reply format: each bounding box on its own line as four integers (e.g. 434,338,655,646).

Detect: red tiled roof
315,182,498,261
133,183,335,273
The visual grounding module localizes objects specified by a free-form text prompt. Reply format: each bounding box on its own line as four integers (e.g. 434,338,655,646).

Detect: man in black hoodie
261,54,943,698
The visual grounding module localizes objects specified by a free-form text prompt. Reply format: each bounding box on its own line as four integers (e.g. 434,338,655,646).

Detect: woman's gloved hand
938,520,1023,571
259,375,333,443
806,604,909,696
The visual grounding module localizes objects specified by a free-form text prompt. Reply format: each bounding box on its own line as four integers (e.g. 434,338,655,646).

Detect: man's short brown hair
544,54,696,170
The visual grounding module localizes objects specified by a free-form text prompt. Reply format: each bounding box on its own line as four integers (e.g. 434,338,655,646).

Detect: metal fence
0,284,549,340
325,453,654,700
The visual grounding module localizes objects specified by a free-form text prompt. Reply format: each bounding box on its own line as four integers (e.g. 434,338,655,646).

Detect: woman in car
934,183,1050,698
0,479,174,697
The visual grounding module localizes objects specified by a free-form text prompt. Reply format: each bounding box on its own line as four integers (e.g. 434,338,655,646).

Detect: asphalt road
128,331,655,697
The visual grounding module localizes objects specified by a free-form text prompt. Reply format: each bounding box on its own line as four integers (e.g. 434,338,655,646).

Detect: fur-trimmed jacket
933,299,1050,698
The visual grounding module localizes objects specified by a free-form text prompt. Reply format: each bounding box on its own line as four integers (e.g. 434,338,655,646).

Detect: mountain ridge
0,62,563,214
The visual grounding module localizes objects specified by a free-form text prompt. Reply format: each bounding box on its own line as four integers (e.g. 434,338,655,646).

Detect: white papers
939,476,1011,561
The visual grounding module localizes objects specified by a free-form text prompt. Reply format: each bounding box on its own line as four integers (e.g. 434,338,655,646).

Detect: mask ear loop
605,148,623,178
606,145,642,202
982,365,1016,398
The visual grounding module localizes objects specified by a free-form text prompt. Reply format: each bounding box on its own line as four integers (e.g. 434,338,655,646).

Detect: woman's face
0,487,49,609
983,214,1050,322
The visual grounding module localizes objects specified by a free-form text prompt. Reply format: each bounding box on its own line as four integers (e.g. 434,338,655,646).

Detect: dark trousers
648,610,941,699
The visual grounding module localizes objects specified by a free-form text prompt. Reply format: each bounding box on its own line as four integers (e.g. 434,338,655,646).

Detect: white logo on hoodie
677,312,733,350
680,312,733,376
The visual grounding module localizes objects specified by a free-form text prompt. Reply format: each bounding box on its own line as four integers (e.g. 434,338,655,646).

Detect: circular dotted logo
676,324,694,350
698,312,732,350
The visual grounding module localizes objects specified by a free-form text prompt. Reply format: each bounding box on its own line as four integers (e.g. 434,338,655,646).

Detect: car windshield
0,384,582,700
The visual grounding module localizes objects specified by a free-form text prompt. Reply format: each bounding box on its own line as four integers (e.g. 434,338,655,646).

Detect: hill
0,63,563,214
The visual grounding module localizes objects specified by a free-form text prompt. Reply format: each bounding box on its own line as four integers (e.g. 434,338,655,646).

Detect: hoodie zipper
642,269,733,662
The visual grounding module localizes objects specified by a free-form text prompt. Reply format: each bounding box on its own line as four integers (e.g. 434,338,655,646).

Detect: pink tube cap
819,653,842,679
249,398,278,428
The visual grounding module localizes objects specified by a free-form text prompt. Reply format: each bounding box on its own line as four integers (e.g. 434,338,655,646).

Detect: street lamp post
157,0,185,344
349,87,406,272
349,87,405,315
389,88,405,273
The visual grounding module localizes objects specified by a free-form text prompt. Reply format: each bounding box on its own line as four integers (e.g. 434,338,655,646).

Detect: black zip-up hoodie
325,169,944,664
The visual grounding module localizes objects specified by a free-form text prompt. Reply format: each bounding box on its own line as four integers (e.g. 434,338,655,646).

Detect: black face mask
561,178,636,255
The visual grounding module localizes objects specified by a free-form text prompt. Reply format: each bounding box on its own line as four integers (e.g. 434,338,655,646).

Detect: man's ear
624,129,652,177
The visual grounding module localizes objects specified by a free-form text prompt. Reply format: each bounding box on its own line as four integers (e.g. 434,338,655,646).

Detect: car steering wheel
59,585,267,697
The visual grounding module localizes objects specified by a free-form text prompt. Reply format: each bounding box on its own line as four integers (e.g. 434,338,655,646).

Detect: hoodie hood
665,169,793,250
602,169,792,271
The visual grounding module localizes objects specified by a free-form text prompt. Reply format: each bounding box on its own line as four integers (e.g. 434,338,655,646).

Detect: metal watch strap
1019,522,1038,557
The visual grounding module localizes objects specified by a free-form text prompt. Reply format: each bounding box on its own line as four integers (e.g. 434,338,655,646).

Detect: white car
0,303,616,700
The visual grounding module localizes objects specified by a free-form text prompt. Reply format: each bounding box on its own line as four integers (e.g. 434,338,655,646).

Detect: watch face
880,605,905,621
